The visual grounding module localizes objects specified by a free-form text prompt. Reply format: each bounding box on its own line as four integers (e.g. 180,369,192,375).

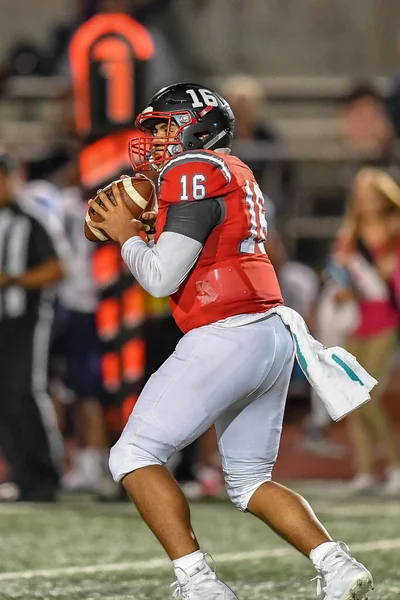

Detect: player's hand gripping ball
84,174,157,243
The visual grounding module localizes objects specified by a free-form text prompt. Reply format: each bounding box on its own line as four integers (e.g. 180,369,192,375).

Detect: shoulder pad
159,150,231,186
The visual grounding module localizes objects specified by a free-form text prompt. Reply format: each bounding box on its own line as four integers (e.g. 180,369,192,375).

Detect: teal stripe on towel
293,334,308,375
331,353,364,386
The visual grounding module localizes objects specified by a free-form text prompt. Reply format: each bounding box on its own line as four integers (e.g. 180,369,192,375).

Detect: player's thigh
216,318,294,471
115,317,291,461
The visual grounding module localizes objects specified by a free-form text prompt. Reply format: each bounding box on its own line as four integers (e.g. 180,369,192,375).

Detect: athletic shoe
0,482,57,502
349,475,376,496
171,556,237,599
312,541,373,599
62,448,104,493
181,467,225,500
0,482,20,502
301,435,347,459
381,467,400,497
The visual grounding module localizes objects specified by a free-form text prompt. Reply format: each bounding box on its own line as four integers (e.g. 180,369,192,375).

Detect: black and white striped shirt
0,200,58,321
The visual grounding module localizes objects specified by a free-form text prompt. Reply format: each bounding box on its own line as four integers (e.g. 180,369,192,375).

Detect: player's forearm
13,259,64,289
121,232,202,298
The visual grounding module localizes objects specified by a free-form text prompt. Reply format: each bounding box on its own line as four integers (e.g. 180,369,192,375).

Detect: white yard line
313,503,400,517
0,538,399,581
0,503,398,520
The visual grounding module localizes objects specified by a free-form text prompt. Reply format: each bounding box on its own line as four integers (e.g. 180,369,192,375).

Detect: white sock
310,541,337,569
80,448,103,483
173,550,205,583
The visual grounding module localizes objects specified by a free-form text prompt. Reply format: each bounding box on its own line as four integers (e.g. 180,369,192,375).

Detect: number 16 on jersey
240,181,268,254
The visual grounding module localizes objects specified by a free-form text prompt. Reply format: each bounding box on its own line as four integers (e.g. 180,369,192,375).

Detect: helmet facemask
129,110,197,172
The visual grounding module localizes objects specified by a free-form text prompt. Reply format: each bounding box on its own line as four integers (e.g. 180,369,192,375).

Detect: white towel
269,306,378,422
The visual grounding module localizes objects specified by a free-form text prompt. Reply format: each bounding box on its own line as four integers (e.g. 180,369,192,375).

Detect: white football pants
109,314,294,510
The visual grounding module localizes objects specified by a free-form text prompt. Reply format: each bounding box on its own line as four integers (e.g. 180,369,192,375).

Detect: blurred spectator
300,278,352,459
56,185,111,494
222,75,293,202
330,167,400,495
51,0,182,98
387,33,400,139
340,82,396,161
64,0,154,473
387,82,400,140
0,153,64,502
2,42,50,77
222,75,277,185
278,259,328,441
20,164,113,497
18,178,70,257
279,261,319,321
263,195,288,272
14,167,115,496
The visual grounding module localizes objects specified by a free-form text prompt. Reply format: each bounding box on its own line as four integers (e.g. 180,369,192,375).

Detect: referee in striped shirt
0,154,64,501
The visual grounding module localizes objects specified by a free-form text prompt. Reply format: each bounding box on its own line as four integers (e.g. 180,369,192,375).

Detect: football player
88,83,373,600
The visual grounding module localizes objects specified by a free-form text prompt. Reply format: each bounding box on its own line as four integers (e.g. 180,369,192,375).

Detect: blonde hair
340,167,400,245
221,75,264,104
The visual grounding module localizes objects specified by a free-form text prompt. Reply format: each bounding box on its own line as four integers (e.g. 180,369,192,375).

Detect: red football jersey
155,149,283,332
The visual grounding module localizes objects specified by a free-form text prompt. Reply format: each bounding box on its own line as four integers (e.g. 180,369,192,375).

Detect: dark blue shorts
52,308,102,399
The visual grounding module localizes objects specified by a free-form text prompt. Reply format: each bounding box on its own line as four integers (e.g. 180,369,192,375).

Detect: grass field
1,481,399,600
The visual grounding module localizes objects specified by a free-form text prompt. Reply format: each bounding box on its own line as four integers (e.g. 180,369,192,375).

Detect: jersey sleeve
163,198,224,244
158,151,232,204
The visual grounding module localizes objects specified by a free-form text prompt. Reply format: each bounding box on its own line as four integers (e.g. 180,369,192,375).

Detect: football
84,175,157,242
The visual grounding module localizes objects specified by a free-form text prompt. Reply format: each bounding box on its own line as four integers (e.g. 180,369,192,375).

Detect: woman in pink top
332,167,400,495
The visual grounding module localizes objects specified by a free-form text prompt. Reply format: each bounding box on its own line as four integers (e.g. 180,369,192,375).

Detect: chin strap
203,129,229,150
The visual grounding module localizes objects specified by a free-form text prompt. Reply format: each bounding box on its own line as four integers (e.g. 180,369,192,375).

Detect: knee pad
109,437,163,483
223,460,274,511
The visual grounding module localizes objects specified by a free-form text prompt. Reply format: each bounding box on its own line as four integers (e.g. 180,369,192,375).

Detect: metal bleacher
0,72,395,264
2,0,400,263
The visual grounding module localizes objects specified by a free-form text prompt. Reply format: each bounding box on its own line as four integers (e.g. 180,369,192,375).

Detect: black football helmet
129,82,235,171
